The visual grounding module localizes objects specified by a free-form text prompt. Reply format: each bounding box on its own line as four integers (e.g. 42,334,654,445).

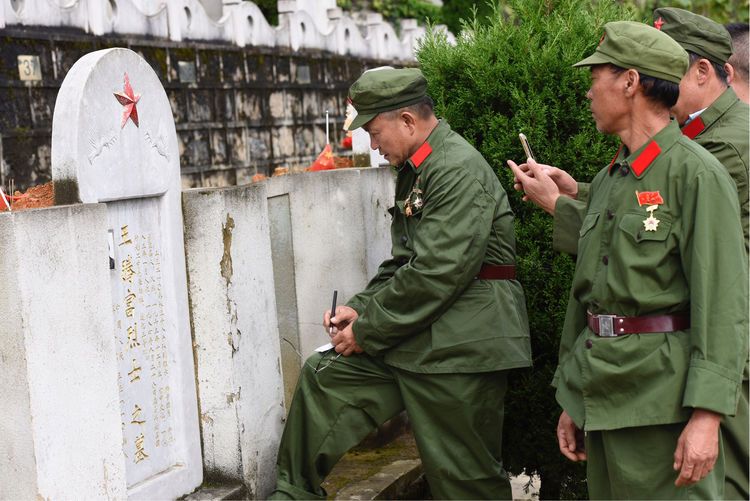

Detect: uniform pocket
618,212,672,243
579,212,600,238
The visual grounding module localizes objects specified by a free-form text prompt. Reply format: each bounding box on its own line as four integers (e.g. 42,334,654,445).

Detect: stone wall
0,26,403,190
0,167,395,499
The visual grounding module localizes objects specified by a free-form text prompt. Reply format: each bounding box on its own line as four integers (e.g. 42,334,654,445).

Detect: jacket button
607,209,615,220
585,339,593,349
620,165,630,176
602,255,609,265
400,235,408,244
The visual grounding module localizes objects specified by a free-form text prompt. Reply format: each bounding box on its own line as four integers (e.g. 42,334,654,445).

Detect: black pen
329,290,338,335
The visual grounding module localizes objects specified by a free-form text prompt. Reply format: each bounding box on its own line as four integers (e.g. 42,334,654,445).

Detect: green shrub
442,0,501,35
418,0,634,498
623,0,749,23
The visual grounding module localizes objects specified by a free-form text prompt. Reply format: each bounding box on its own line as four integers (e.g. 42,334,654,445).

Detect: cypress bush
418,1,633,498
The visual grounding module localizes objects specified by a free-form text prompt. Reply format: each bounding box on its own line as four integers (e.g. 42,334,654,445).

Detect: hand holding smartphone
519,133,536,162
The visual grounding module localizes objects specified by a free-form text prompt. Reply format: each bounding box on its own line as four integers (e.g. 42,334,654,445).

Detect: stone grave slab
51,47,202,499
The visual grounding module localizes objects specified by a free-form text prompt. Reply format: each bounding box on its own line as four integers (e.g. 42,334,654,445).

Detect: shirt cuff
683,358,742,416
552,196,585,255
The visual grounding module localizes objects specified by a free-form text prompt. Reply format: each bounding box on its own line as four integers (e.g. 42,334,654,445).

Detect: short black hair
608,64,680,108
726,23,749,81
687,51,728,86
388,95,435,120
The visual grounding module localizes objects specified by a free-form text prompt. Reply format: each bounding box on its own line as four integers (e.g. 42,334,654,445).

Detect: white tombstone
0,204,127,500
51,48,202,499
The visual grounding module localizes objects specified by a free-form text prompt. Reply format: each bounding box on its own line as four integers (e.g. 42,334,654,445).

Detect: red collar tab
608,144,625,174
410,142,433,169
631,140,662,176
681,117,705,139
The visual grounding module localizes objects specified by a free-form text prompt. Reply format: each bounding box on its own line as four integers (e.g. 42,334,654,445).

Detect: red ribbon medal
636,191,664,231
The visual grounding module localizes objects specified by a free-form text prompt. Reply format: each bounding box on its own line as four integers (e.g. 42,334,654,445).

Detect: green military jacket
553,87,750,255
681,88,749,252
347,120,532,373
552,121,747,431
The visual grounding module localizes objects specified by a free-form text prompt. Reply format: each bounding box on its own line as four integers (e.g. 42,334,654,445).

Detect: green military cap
653,7,733,65
574,21,689,84
347,67,427,131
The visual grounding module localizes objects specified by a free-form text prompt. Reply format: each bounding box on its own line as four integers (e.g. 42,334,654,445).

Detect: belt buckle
598,315,616,337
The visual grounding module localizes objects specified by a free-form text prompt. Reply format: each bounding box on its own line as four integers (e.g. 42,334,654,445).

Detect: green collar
401,119,450,173
609,120,682,179
681,87,740,139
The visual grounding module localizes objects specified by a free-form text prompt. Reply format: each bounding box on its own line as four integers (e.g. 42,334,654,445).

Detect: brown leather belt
587,311,690,337
476,264,516,280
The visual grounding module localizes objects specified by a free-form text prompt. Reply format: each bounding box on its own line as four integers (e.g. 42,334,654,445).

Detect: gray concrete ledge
335,459,423,500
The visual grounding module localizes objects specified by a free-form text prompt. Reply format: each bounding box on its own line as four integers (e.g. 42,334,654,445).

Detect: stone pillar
182,184,285,498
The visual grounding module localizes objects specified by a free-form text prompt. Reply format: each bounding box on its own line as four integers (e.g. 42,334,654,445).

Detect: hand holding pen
323,291,364,356
328,290,338,337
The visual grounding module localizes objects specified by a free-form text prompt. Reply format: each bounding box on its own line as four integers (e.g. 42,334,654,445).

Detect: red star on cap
114,73,140,128
654,17,664,30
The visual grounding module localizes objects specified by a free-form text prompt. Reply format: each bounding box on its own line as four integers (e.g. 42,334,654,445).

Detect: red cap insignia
636,190,664,206
654,17,665,30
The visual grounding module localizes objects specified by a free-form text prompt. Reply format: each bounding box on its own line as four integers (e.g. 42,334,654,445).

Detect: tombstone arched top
51,48,178,203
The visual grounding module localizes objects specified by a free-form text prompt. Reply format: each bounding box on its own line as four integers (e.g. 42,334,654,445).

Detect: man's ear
725,62,736,84
400,111,417,133
695,58,712,84
623,68,640,97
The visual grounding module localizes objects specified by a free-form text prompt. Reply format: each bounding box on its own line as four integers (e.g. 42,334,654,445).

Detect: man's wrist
544,193,561,215
691,408,723,425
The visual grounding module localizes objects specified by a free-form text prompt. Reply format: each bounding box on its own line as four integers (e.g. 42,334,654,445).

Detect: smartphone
519,133,536,162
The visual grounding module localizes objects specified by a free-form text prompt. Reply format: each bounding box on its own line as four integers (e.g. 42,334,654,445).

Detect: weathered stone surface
183,183,285,498
2,132,51,187
265,167,394,362
0,18,425,189
210,128,228,165
268,91,285,120
0,203,127,501
51,47,202,499
227,128,248,165
235,89,263,121
187,89,213,122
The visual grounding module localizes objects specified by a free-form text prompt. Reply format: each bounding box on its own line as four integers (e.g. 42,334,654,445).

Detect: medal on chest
404,179,423,217
636,190,664,232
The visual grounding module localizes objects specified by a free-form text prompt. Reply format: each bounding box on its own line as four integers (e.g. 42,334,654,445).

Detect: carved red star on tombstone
114,73,141,128
654,17,665,30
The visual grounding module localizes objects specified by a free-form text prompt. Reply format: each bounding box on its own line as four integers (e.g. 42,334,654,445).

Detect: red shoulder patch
681,117,705,139
631,140,661,176
410,142,433,169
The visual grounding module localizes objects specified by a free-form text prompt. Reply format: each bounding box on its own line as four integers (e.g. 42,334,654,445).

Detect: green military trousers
723,378,749,500
270,350,513,500
585,422,725,500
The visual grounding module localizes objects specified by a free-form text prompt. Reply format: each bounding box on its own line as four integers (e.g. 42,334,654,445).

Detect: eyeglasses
313,349,341,374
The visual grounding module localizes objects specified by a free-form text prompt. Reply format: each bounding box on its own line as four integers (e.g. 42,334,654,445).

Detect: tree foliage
624,0,749,23
417,0,634,498
442,0,501,35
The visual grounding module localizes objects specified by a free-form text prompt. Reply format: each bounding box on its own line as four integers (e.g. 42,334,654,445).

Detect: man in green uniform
538,11,748,256
513,11,750,499
270,67,532,499
509,21,747,498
